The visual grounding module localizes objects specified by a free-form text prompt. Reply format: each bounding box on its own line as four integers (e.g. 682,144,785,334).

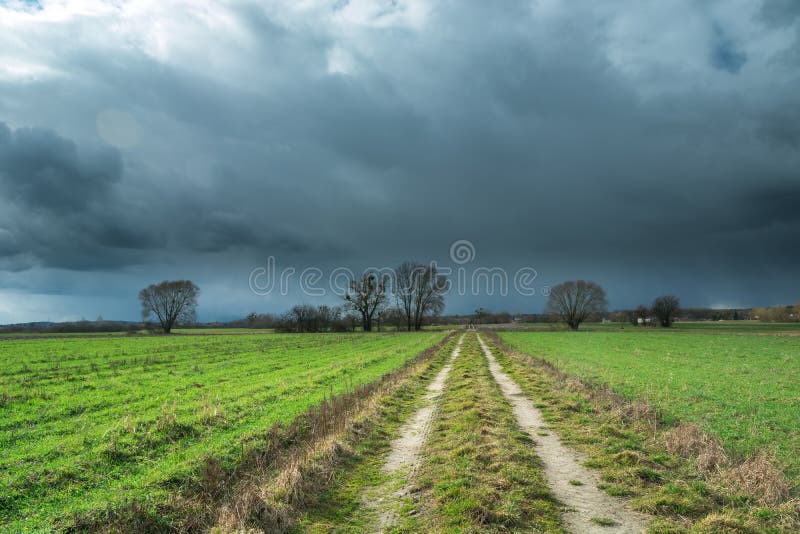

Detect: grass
299,333,564,532
398,333,564,532
295,335,460,532
499,330,800,479
507,321,800,334
0,331,445,531
591,516,617,526
486,332,800,531
172,327,277,334
665,321,800,333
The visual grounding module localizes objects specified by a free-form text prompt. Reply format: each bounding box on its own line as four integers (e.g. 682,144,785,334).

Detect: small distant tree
381,307,405,331
344,312,359,332
635,305,649,326
652,295,680,327
545,280,607,331
608,311,627,324
139,280,199,334
474,307,489,325
345,273,389,332
753,305,790,323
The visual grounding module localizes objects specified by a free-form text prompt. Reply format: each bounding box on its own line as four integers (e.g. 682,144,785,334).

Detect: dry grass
695,512,748,533
216,436,350,532
210,332,457,533
774,499,800,531
664,423,728,473
718,453,791,505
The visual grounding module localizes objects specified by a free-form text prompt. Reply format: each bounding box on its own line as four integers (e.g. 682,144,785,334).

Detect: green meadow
500,330,800,480
0,332,444,531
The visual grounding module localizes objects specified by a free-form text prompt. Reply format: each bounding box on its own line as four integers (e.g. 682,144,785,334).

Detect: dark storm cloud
758,103,800,148
0,121,159,269
760,0,800,27
0,122,121,212
743,182,800,226
0,120,312,271
0,0,799,321
710,23,747,73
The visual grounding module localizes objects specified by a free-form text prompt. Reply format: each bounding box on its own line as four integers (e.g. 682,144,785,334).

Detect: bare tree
276,304,343,333
652,295,680,327
381,307,405,331
394,261,447,331
394,262,416,331
139,280,199,334
545,280,607,330
345,273,389,332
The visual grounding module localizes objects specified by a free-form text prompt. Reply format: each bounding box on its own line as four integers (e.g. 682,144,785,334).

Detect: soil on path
477,334,649,533
363,335,464,531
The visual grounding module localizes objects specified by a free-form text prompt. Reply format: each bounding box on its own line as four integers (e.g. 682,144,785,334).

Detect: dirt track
363,335,464,531
478,334,649,533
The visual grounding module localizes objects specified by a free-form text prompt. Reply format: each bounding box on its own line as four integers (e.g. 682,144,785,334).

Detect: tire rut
477,334,649,533
362,334,464,532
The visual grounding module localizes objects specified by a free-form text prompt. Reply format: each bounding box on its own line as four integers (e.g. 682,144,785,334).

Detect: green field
587,321,800,333
506,321,800,334
0,328,277,339
500,330,800,480
0,332,444,531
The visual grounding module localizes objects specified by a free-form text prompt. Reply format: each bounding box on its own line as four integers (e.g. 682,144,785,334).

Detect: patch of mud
478,334,649,534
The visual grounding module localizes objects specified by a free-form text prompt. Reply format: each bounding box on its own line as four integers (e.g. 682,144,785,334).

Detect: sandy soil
364,335,464,532
477,334,649,533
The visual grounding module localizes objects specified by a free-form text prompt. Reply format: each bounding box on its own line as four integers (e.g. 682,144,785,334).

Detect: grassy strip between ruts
67,332,457,533
394,333,564,533
483,331,800,533
294,335,461,532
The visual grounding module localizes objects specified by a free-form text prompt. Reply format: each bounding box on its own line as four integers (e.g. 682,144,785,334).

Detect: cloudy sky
1,0,799,322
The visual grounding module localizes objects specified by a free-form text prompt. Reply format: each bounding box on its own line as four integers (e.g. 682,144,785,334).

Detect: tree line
135,276,797,335
344,261,446,332
138,262,447,334
543,284,684,330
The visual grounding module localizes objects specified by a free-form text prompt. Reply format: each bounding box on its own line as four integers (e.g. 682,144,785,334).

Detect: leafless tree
244,312,275,329
652,295,680,327
394,261,447,331
545,280,607,330
277,304,343,332
381,307,405,331
139,280,199,334
345,273,389,332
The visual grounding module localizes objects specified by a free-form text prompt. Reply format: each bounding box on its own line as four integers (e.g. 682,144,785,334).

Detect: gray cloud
0,122,121,212
710,23,747,73
0,0,799,321
758,102,800,148
760,0,800,28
